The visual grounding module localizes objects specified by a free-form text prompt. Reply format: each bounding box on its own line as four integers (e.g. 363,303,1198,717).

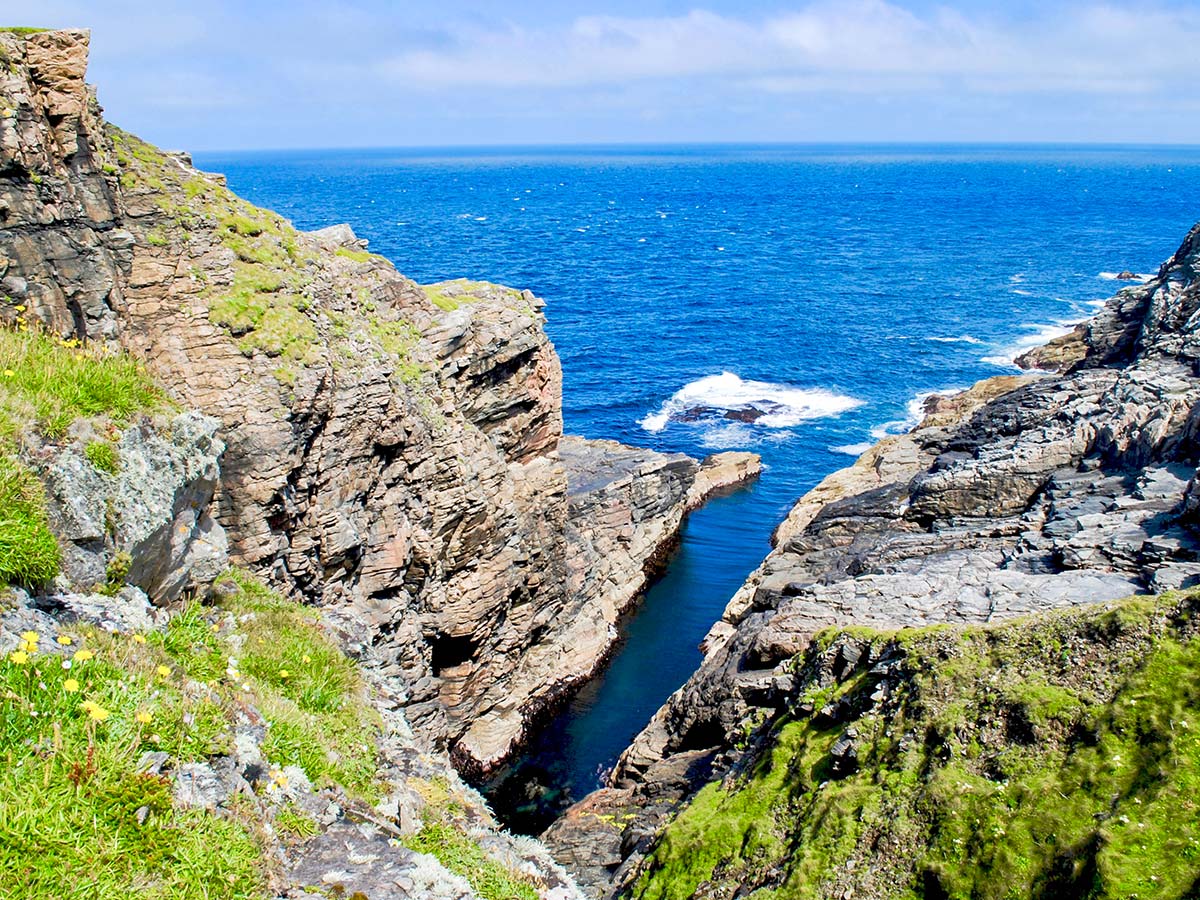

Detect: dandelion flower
72,649,94,662
132,634,146,644
21,631,38,645
135,710,152,724
63,678,79,693
278,669,290,679
80,700,110,721
156,664,171,677
56,635,72,646
302,655,311,664
9,650,29,665
2,369,13,378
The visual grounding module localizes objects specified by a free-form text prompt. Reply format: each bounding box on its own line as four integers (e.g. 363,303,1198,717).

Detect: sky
2,0,1199,150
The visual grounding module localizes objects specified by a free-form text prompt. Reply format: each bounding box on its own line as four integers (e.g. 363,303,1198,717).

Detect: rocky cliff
0,27,759,785
545,224,1200,896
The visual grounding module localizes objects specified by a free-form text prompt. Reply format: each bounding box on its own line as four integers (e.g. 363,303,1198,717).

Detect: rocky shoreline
543,224,1200,896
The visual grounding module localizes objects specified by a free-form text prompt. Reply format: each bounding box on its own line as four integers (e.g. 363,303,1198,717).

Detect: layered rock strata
0,28,758,784
546,224,1200,896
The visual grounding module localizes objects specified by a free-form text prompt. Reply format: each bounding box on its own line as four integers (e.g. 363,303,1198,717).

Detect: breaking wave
639,372,863,434
981,321,1080,369
869,388,964,440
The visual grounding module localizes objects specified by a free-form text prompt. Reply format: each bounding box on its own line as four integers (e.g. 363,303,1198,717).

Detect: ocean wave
1098,271,1155,283
1011,288,1033,296
868,388,963,440
639,372,863,434
928,335,983,345
981,321,1080,369
830,442,873,456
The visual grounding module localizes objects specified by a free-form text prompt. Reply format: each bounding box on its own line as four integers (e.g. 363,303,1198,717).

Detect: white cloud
375,1,1200,97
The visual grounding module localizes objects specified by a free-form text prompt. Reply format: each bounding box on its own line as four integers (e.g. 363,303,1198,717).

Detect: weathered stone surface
546,224,1200,897
0,31,757,792
34,411,227,602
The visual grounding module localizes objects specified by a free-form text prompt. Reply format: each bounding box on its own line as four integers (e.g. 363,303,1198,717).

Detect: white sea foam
831,442,873,456
700,423,754,449
1098,271,1155,283
928,335,983,345
981,321,1080,369
868,388,963,440
639,372,863,434
1011,288,1033,296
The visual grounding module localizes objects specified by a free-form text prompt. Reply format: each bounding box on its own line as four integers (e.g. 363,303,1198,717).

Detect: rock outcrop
545,223,1200,896
0,28,760,787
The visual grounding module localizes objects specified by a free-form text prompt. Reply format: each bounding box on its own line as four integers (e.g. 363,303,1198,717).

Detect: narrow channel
483,480,774,835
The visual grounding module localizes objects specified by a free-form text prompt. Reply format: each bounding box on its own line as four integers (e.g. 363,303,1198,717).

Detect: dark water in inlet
196,143,1200,833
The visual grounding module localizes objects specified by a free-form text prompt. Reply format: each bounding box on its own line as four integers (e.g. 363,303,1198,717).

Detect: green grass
0,326,161,587
216,570,382,799
0,570,391,898
633,591,1200,900
0,625,264,898
0,327,162,443
404,820,539,900
0,27,48,35
334,247,375,264
83,440,119,475
0,455,58,586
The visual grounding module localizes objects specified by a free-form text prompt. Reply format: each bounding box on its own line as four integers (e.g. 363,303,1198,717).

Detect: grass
633,591,1200,900
0,27,48,35
0,325,161,587
83,440,119,475
0,623,263,898
404,820,540,900
0,455,58,586
334,247,375,264
0,570,388,898
214,570,382,800
0,327,162,444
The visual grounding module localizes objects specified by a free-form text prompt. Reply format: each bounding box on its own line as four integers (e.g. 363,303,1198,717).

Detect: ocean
195,143,1200,832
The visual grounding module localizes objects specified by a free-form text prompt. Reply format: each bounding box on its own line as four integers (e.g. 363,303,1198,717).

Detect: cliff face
545,224,1200,895
0,28,760,782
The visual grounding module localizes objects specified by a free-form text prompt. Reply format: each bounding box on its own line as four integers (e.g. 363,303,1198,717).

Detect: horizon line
186,138,1200,157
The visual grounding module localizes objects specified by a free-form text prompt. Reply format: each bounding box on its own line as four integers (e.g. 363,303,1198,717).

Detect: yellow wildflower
72,649,94,662
156,664,171,677
63,678,79,693
132,634,147,644
20,631,38,645
56,635,72,646
80,700,110,721
278,669,290,679
135,710,152,724
9,650,28,665
2,369,13,378
301,655,311,664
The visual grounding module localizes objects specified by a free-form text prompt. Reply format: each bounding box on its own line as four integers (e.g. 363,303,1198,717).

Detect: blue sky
3,1,1199,150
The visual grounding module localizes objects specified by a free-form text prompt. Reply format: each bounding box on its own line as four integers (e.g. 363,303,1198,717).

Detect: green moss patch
421,279,522,312
634,592,1200,900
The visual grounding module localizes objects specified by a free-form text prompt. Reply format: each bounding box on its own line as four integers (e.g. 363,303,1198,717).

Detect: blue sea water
196,143,1200,832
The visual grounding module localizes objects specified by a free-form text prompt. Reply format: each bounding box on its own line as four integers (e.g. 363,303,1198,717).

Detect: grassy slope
633,592,1200,900
0,571,380,899
0,326,163,586
1,569,546,900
